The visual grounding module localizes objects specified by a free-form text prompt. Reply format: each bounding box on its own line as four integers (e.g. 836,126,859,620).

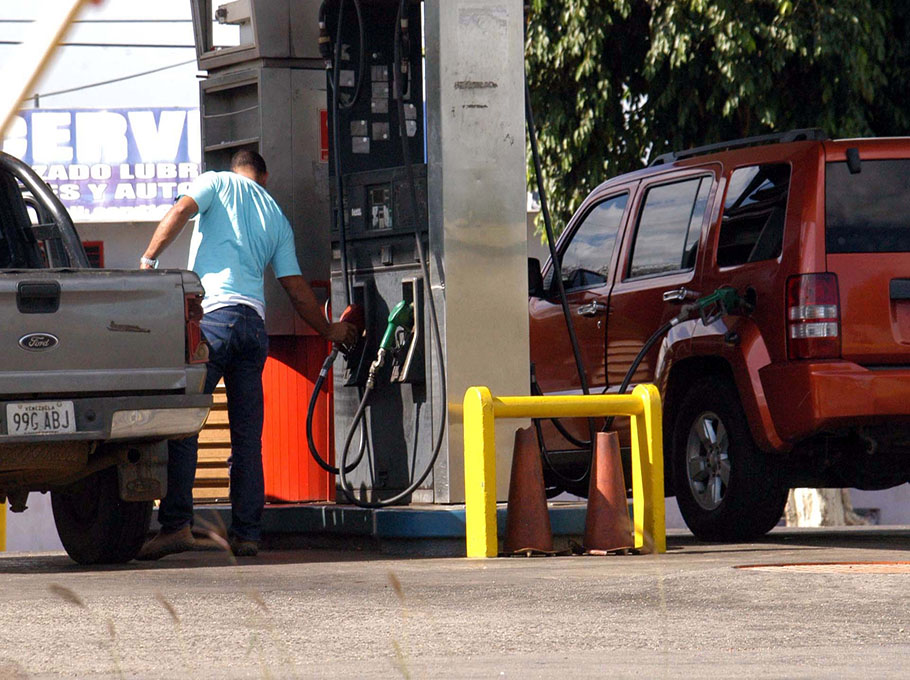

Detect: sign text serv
2,108,200,223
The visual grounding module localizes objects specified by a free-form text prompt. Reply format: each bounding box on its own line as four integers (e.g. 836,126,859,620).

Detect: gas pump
192,0,531,507
319,0,439,505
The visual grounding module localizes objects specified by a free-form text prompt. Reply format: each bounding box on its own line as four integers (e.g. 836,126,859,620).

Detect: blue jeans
158,305,269,542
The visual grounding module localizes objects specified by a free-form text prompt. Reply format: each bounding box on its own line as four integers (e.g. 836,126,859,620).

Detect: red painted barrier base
261,335,335,502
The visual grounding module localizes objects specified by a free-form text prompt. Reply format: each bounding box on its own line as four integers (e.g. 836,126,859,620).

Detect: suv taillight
185,292,208,364
786,273,841,359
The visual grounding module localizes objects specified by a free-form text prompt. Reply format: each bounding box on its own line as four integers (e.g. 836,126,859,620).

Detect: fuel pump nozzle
600,285,755,436
313,303,365,415
367,299,414,388
337,303,365,355
676,286,753,326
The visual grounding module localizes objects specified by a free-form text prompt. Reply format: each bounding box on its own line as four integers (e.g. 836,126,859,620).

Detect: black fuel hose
325,0,366,113
524,80,593,406
305,0,367,474
525,58,596,488
600,312,691,431
605,320,675,401
534,316,680,489
336,0,448,508
530,366,590,449
329,0,355,305
327,0,368,306
305,349,367,475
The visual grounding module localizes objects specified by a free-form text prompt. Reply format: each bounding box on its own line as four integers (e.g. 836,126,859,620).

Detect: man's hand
140,195,198,268
326,321,358,347
279,275,357,342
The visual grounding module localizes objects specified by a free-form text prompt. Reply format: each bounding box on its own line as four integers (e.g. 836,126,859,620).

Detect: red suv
529,130,910,540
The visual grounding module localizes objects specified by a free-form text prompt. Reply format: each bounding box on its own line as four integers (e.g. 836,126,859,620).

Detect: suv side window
556,193,628,291
627,176,711,279
717,163,791,267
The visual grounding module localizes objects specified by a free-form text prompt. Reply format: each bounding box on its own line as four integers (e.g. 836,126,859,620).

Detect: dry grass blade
244,589,297,673
391,640,411,680
207,531,237,565
48,584,85,608
155,592,181,625
246,590,269,613
194,510,228,539
0,660,29,679
105,617,124,680
155,593,192,672
194,513,238,564
388,571,405,603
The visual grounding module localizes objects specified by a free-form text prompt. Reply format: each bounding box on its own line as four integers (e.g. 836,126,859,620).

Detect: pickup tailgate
0,269,190,394
825,153,910,365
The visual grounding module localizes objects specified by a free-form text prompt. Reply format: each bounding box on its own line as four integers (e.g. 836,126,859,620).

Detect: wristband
140,256,159,269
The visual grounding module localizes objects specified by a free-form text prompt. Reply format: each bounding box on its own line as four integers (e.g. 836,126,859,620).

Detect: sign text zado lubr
2,108,200,223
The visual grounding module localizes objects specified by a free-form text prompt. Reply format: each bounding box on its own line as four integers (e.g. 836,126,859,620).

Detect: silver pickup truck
0,150,211,564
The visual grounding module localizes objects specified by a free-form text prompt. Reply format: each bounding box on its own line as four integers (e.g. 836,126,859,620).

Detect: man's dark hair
230,149,268,176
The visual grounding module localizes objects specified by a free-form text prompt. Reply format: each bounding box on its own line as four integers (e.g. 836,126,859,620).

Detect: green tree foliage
526,0,910,234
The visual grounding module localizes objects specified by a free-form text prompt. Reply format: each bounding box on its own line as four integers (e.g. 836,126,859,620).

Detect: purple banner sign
2,108,200,222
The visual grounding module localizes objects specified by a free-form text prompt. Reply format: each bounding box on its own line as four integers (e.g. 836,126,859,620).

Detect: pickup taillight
185,292,208,364
786,273,841,359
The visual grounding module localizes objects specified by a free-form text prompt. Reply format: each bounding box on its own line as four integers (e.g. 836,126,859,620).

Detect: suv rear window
717,164,791,267
826,159,910,253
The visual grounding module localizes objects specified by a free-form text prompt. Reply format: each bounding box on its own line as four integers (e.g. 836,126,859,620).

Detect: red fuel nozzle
338,303,365,354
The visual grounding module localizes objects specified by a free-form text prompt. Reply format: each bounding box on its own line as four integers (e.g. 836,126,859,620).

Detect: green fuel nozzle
677,286,752,326
367,299,415,389
666,286,753,327
379,299,414,352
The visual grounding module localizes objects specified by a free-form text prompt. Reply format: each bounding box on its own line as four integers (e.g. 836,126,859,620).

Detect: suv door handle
577,301,607,317
662,287,699,303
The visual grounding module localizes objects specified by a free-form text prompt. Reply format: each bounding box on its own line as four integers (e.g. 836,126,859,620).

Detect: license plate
5,401,76,436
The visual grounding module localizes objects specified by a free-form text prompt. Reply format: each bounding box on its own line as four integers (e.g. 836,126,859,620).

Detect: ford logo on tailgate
19,333,59,351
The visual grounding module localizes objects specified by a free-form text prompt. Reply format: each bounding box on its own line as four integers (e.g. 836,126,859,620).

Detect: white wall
4,495,64,552
850,485,910,525
76,219,193,269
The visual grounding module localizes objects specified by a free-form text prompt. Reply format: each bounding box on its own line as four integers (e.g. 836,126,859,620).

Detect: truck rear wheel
51,466,152,564
672,376,788,541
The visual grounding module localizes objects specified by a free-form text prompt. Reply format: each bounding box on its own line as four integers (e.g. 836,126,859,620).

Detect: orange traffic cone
583,431,633,554
503,426,554,555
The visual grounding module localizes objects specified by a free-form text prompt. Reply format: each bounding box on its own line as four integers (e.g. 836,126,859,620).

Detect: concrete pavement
0,527,908,678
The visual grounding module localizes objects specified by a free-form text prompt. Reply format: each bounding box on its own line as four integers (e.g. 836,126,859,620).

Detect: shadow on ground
667,526,910,556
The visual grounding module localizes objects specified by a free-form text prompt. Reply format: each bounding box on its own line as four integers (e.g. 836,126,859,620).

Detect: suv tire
672,376,788,541
51,466,153,564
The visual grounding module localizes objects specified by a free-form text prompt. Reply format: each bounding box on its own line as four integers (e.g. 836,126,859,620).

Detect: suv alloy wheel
672,376,789,541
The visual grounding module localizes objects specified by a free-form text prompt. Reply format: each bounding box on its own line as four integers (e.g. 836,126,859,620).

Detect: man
137,150,355,559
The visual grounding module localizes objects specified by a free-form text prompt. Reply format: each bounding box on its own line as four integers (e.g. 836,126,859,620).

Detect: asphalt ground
0,527,908,679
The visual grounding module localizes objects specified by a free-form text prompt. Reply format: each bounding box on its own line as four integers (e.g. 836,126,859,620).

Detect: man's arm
140,195,198,268
278,275,357,346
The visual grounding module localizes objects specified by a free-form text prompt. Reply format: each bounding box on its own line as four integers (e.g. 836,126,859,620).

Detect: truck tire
672,376,788,541
51,466,152,564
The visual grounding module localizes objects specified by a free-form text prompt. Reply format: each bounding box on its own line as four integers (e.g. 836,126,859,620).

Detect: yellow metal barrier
463,384,665,557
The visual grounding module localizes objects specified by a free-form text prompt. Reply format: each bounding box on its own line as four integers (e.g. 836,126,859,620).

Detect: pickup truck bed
0,150,211,563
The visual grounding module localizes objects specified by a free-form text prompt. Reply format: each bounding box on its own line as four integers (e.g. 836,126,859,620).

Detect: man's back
185,171,299,313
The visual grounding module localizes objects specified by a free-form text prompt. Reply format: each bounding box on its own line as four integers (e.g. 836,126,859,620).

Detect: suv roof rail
649,128,829,166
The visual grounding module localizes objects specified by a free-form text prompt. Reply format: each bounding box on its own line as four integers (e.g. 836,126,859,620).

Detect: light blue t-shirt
182,171,302,318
